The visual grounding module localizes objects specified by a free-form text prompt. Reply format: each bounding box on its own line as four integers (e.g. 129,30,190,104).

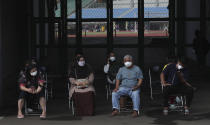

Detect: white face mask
124,61,132,68
32,61,37,65
78,61,85,67
177,64,183,70
30,71,38,76
110,57,116,62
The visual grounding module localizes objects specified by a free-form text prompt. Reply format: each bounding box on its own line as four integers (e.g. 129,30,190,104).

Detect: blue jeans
112,87,140,111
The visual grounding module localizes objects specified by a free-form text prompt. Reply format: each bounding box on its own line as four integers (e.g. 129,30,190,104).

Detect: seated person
160,57,194,115
69,56,95,116
111,55,143,117
104,52,122,85
17,64,46,119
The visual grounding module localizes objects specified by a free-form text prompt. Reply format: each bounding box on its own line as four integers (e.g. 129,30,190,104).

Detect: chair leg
71,100,75,116
24,101,28,115
106,85,109,100
180,96,184,106
50,87,53,98
68,99,71,110
149,69,154,100
109,85,111,95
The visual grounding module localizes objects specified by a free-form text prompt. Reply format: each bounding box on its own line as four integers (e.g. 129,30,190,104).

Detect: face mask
124,61,132,68
177,64,183,70
110,57,116,62
30,71,38,76
78,61,85,67
32,61,37,65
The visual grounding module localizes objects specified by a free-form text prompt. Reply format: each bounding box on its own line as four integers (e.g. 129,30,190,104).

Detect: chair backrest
148,65,163,100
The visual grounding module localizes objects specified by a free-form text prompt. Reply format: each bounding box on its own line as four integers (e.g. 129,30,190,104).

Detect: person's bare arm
69,78,77,85
177,71,192,87
20,86,33,93
160,72,171,86
35,80,45,94
113,79,120,92
87,73,94,85
132,79,143,91
35,86,42,94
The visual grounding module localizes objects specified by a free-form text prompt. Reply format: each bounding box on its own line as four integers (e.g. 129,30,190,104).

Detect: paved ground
0,66,210,125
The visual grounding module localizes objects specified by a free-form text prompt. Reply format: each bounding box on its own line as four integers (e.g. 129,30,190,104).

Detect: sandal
40,112,47,119
17,114,24,119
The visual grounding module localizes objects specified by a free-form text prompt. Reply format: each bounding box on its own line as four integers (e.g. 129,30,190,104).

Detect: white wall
113,0,138,8
113,0,168,8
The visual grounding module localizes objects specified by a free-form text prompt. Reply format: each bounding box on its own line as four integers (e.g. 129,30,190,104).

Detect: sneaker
17,114,24,119
163,109,168,116
184,109,190,115
27,108,33,113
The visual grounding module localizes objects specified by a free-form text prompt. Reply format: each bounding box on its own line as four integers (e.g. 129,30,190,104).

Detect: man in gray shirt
111,55,143,117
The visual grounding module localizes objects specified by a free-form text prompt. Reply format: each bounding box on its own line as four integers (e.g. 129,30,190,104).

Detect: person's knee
112,92,118,97
18,98,24,102
131,91,140,98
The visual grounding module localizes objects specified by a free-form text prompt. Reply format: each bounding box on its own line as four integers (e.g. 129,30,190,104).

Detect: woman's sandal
17,114,24,119
40,114,46,119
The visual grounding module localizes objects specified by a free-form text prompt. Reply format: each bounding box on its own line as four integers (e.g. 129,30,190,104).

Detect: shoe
184,109,190,115
17,114,24,119
27,108,33,113
163,109,168,116
111,110,119,116
132,111,138,118
40,113,46,119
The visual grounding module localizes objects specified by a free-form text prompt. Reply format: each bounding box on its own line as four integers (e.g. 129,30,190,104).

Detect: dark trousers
163,84,194,107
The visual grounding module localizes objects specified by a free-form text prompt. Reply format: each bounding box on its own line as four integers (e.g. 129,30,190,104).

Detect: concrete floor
1,66,210,125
